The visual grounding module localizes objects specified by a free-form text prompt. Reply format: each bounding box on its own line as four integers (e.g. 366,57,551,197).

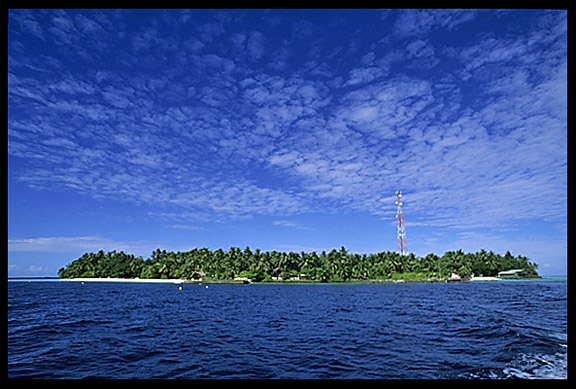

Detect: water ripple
8,281,567,379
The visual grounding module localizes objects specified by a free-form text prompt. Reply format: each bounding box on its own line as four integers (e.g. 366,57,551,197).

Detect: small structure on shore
190,270,206,280
497,269,531,279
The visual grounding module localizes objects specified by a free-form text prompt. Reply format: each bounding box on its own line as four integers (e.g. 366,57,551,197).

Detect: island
58,247,539,283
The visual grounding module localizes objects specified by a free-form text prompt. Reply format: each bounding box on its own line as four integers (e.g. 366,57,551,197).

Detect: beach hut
190,270,206,280
497,269,529,279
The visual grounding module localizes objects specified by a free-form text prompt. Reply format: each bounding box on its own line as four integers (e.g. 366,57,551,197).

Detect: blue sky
8,9,567,276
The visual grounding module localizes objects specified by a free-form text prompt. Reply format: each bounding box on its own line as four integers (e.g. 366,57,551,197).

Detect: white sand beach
61,277,184,284
470,276,501,282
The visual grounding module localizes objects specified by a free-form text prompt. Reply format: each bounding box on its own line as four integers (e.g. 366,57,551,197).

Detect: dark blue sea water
8,279,567,379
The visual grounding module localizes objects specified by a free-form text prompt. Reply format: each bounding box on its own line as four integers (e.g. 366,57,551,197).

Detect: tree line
57,246,539,282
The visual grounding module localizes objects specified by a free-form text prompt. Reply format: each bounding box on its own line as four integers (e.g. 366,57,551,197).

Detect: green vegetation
58,247,539,282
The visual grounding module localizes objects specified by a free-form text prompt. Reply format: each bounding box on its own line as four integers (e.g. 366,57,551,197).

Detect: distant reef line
58,246,539,283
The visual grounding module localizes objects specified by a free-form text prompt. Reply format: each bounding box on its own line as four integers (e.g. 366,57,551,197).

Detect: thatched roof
190,270,206,278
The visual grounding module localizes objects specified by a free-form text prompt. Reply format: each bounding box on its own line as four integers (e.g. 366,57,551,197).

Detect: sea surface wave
8,279,567,379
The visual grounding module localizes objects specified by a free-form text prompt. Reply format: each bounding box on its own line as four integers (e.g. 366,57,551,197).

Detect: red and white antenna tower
395,191,408,255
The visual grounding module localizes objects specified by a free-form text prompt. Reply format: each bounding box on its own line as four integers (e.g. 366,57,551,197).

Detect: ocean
8,279,567,379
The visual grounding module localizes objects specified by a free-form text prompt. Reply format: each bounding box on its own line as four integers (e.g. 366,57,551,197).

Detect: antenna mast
395,191,408,255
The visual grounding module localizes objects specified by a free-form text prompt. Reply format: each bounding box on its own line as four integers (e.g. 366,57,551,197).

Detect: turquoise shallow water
8,280,567,379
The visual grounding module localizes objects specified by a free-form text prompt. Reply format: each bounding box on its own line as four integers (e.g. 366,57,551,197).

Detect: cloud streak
8,236,159,256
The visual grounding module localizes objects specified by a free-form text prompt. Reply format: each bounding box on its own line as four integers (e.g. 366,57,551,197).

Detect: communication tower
395,191,408,255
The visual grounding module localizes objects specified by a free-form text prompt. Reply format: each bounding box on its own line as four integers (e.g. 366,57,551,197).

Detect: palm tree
129,256,144,278
158,261,169,278
484,251,498,276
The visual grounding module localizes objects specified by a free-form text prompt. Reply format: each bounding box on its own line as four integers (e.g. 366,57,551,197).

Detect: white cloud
8,236,160,257
393,9,477,37
8,263,54,275
247,31,265,59
272,220,311,230
167,224,205,231
350,106,379,121
7,9,566,241
345,67,386,86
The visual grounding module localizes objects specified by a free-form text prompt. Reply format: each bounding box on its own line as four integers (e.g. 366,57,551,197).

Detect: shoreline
45,276,547,285
61,277,184,284
61,277,463,285
60,277,250,284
